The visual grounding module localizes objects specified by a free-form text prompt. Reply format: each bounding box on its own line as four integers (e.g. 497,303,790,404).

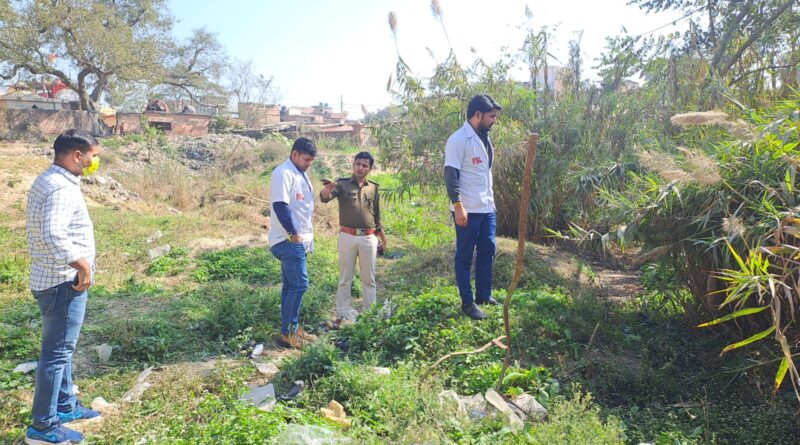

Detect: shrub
146,247,191,277
193,247,280,285
521,391,625,445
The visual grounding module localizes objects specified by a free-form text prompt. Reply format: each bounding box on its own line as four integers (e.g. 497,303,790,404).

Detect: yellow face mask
79,152,100,176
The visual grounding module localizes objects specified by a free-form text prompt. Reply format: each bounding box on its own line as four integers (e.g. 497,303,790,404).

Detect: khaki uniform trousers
336,232,378,321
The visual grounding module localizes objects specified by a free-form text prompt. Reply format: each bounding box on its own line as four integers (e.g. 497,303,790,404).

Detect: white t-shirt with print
443,121,495,214
269,158,315,251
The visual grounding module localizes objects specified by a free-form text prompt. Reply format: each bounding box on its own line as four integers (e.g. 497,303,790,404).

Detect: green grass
2,148,800,444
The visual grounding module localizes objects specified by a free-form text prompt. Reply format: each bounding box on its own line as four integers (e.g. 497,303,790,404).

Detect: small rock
146,230,163,244
240,383,275,406
508,393,548,420
95,176,108,185
73,384,80,395
94,344,113,363
461,394,488,421
91,397,119,415
251,344,264,358
148,244,171,260
258,398,276,412
254,362,280,380
320,400,352,427
13,361,37,373
371,367,391,375
438,390,468,418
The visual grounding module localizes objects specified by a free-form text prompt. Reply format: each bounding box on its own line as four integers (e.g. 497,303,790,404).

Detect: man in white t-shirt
269,137,318,348
443,94,502,320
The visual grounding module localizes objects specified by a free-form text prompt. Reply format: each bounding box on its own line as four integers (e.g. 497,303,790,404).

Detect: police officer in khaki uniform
320,151,387,327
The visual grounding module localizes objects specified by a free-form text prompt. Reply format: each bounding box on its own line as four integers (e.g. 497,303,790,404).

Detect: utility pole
340,94,343,113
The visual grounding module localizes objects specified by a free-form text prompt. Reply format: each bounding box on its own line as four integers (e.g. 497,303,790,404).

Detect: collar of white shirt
50,164,80,185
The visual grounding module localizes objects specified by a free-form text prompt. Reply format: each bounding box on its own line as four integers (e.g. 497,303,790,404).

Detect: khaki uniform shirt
321,176,381,229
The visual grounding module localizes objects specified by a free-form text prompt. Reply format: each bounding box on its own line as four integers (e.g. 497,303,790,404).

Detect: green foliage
521,392,625,445
193,247,280,285
381,195,454,249
277,342,341,386
146,247,191,277
209,116,243,133
451,361,561,403
0,256,27,286
202,280,281,342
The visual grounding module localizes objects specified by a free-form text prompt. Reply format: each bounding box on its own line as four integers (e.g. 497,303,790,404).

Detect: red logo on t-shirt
296,193,305,201
471,156,483,165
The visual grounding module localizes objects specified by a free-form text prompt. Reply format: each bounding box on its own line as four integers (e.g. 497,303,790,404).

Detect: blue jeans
31,280,87,429
270,240,309,334
453,212,497,307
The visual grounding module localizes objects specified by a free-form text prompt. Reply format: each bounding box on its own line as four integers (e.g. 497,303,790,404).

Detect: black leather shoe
476,297,500,306
462,303,487,320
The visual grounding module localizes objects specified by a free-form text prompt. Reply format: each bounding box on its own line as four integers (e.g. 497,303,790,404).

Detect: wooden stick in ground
496,133,539,391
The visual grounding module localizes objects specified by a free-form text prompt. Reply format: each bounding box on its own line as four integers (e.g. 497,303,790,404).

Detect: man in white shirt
269,137,319,349
443,95,503,320
26,129,102,445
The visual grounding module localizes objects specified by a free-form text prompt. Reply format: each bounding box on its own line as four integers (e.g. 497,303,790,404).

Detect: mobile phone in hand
321,178,332,185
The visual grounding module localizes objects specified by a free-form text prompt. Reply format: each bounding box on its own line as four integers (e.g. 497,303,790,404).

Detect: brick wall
143,112,210,136
0,109,101,139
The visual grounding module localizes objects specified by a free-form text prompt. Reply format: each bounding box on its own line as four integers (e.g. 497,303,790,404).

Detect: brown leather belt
340,226,377,236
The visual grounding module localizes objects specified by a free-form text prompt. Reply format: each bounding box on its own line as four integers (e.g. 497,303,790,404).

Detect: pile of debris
438,388,548,431
81,175,140,206
176,134,260,170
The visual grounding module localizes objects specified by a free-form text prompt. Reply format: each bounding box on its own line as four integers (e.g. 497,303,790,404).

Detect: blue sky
168,0,691,118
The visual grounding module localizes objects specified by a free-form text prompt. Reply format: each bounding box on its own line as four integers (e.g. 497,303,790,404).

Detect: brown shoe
296,327,317,342
276,333,303,349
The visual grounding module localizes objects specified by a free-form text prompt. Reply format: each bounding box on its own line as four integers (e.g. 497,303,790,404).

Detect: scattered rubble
253,361,280,380
81,175,140,204
121,366,154,403
485,389,524,431
13,361,37,373
176,134,259,170
320,400,351,427
148,244,171,260
508,393,548,421
146,230,163,244
91,397,119,415
437,388,548,430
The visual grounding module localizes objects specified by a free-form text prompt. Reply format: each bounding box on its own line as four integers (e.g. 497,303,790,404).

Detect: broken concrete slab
485,389,524,431
121,366,154,403
148,244,171,260
240,383,275,407
508,393,548,421
13,361,37,373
